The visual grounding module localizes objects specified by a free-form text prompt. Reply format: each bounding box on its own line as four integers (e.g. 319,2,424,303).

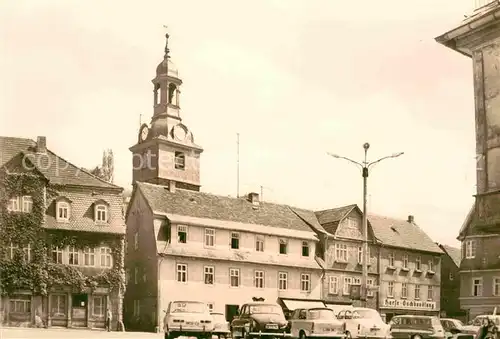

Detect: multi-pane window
300,274,311,292
23,244,31,262
402,283,408,298
68,246,79,265
95,205,107,222
358,246,363,263
336,243,348,262
388,281,394,297
415,284,421,299
51,294,66,317
9,243,18,260
176,264,187,282
367,278,374,297
278,272,288,290
472,278,482,296
255,235,264,252
22,196,33,213
204,266,214,285
8,197,20,212
329,276,338,294
427,285,434,300
230,268,240,287
9,295,31,313
428,259,434,272
494,278,500,296
83,247,95,266
205,229,215,247
100,247,112,268
343,277,352,295
416,256,422,270
402,255,409,269
465,240,476,259
177,225,188,243
174,151,185,170
231,232,240,249
279,239,288,254
255,270,264,288
92,296,105,317
57,202,69,221
52,246,63,264
388,252,395,267
302,241,310,257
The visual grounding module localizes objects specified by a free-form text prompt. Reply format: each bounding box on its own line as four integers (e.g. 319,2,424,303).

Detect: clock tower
130,33,203,191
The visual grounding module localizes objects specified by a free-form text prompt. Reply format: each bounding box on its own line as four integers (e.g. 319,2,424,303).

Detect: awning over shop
280,299,326,311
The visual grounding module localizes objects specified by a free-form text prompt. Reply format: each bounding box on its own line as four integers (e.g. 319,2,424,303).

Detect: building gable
336,209,363,240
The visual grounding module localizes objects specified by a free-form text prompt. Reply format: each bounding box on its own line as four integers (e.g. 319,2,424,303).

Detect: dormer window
174,152,185,170
57,202,70,222
95,204,108,223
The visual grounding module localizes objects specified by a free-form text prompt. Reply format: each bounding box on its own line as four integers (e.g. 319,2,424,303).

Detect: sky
0,0,478,247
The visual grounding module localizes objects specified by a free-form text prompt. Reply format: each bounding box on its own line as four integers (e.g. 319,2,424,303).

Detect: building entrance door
50,294,68,327
71,293,88,327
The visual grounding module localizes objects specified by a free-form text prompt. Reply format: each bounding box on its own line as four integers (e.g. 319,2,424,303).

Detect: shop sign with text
382,298,436,310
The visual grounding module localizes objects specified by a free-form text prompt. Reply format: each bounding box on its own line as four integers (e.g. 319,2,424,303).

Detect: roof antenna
163,25,170,59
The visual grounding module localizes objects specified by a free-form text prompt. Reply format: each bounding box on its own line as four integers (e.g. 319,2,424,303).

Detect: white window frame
402,254,409,269
388,281,394,297
230,232,240,249
427,285,434,300
9,243,18,260
343,277,352,295
335,243,348,262
279,238,288,254
8,196,20,212
329,276,338,294
22,196,33,213
255,270,264,288
357,246,363,264
415,284,421,299
95,204,108,223
367,278,374,297
428,259,435,272
57,201,70,222
388,252,395,267
300,273,311,292
52,246,63,264
472,277,483,296
229,268,240,287
83,247,96,266
415,256,422,270
68,246,79,265
92,295,105,317
278,272,288,290
23,244,31,262
465,240,476,259
134,232,139,250
402,283,408,298
255,235,264,252
176,263,187,282
205,228,215,247
204,266,214,285
494,277,500,296
177,225,188,243
302,241,310,257
99,247,112,268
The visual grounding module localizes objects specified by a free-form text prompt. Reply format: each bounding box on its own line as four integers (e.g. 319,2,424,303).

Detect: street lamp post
327,143,403,307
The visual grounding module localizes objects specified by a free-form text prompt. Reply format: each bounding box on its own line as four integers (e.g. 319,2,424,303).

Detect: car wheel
299,330,307,339
346,331,352,339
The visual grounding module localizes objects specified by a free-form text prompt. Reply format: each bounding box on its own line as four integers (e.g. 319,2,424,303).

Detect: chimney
169,181,176,193
407,215,414,223
36,136,47,153
248,192,259,205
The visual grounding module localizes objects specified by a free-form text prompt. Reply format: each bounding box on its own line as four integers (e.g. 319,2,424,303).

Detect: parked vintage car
389,315,446,339
440,318,478,337
466,315,500,335
288,307,346,339
337,307,391,339
212,312,231,339
231,301,290,338
163,300,214,339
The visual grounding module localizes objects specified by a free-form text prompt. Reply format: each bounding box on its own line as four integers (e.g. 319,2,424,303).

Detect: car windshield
211,313,226,322
308,309,335,320
452,319,464,327
249,304,282,315
473,317,500,326
171,301,207,313
353,309,381,320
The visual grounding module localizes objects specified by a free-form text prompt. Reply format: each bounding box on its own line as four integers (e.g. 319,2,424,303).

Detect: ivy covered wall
0,170,125,295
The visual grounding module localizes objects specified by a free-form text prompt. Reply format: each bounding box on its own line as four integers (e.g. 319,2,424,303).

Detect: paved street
0,327,162,339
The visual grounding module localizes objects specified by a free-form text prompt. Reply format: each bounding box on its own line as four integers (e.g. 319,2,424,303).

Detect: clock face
174,126,187,140
140,126,149,142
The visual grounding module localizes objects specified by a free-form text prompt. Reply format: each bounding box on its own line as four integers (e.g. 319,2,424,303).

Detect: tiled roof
314,204,356,234
137,182,327,234
368,214,443,254
441,244,461,267
0,136,120,189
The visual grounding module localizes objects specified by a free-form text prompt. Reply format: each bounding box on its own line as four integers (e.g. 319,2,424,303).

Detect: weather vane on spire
163,25,170,59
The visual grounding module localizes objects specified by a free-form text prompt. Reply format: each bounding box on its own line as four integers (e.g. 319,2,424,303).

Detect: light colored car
212,312,230,339
163,300,214,339
289,307,346,339
337,308,391,339
464,314,500,335
440,318,478,336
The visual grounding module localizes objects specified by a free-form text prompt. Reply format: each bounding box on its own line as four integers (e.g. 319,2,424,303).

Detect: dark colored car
231,302,291,339
389,315,446,339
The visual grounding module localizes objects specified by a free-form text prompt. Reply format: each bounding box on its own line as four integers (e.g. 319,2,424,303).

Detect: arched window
154,83,161,105
168,83,177,105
